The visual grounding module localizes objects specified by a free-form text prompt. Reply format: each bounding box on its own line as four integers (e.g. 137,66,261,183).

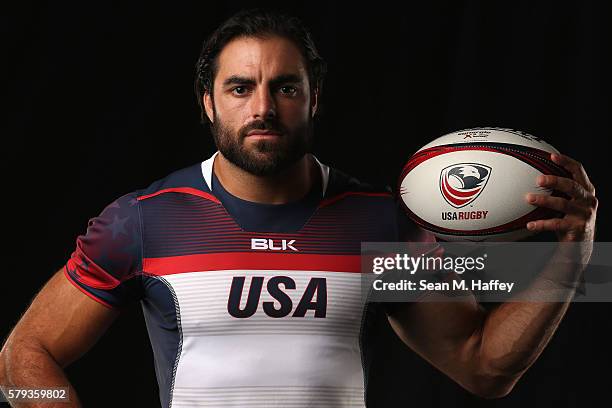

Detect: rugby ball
398,127,570,241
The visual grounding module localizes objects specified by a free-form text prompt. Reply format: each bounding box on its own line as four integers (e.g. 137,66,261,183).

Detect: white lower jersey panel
164,269,368,408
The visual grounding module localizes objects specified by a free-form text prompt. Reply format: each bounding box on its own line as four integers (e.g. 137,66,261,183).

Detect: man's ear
203,92,214,123
311,87,319,118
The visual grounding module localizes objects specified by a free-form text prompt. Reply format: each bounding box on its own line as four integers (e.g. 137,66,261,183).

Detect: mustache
240,121,284,137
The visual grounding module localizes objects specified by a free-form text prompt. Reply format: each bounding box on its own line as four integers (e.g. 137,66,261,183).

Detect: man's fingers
526,218,572,232
551,153,595,195
538,174,592,203
525,193,591,217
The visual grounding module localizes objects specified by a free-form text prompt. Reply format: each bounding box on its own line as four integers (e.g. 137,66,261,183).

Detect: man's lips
246,130,281,137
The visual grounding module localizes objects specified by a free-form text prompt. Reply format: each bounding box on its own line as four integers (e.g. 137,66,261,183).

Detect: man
0,8,598,408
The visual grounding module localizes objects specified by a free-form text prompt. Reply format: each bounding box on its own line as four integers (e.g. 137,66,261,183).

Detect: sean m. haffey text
369,252,516,294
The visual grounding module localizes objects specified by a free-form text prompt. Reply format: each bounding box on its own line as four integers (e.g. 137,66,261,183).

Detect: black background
3,1,611,407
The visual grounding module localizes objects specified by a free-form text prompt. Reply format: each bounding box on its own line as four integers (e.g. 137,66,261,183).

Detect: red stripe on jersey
137,187,221,204
63,267,116,309
143,252,363,275
66,254,121,289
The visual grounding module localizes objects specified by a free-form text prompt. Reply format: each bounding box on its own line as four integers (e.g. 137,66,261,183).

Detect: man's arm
387,257,580,398
387,152,597,398
0,268,120,407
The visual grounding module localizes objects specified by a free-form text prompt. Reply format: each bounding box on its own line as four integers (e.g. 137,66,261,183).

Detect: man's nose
251,88,276,120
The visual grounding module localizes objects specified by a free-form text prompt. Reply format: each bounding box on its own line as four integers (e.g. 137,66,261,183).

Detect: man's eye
280,86,297,95
232,87,248,95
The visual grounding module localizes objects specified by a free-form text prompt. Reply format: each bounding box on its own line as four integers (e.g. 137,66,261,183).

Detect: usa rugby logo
440,163,491,208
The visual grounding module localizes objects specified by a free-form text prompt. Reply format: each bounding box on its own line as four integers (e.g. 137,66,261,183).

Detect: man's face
204,36,318,176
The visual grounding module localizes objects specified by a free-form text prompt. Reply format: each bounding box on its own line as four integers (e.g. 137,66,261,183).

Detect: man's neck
213,152,319,204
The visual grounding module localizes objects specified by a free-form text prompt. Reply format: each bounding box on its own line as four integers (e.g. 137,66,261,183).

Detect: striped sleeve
64,192,144,309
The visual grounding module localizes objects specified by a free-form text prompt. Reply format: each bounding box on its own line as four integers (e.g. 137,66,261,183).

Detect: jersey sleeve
64,192,144,309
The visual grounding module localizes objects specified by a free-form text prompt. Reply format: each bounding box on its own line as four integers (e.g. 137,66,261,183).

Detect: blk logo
251,238,298,251
227,276,327,318
440,163,491,208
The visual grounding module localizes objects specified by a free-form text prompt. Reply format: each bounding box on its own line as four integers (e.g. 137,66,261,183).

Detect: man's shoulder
83,162,208,233
135,161,210,200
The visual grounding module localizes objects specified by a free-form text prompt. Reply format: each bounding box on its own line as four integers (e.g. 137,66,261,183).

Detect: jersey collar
201,151,330,197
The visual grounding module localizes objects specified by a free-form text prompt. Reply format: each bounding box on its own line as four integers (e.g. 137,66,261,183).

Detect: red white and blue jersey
64,151,430,407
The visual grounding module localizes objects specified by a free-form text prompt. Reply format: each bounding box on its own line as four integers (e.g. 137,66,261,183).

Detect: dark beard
210,110,314,177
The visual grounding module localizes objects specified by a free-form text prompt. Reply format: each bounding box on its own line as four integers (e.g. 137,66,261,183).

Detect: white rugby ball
398,127,570,241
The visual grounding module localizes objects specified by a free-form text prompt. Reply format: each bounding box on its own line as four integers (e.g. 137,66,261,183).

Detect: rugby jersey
64,151,432,407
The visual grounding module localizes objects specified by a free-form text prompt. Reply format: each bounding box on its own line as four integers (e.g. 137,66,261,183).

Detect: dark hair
194,8,327,124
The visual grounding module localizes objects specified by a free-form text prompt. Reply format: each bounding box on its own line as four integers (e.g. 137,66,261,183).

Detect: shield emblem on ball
439,163,491,208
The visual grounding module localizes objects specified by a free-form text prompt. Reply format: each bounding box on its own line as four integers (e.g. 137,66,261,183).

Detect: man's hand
525,152,598,243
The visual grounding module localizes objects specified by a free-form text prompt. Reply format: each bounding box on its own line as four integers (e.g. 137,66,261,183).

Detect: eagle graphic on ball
440,163,491,208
